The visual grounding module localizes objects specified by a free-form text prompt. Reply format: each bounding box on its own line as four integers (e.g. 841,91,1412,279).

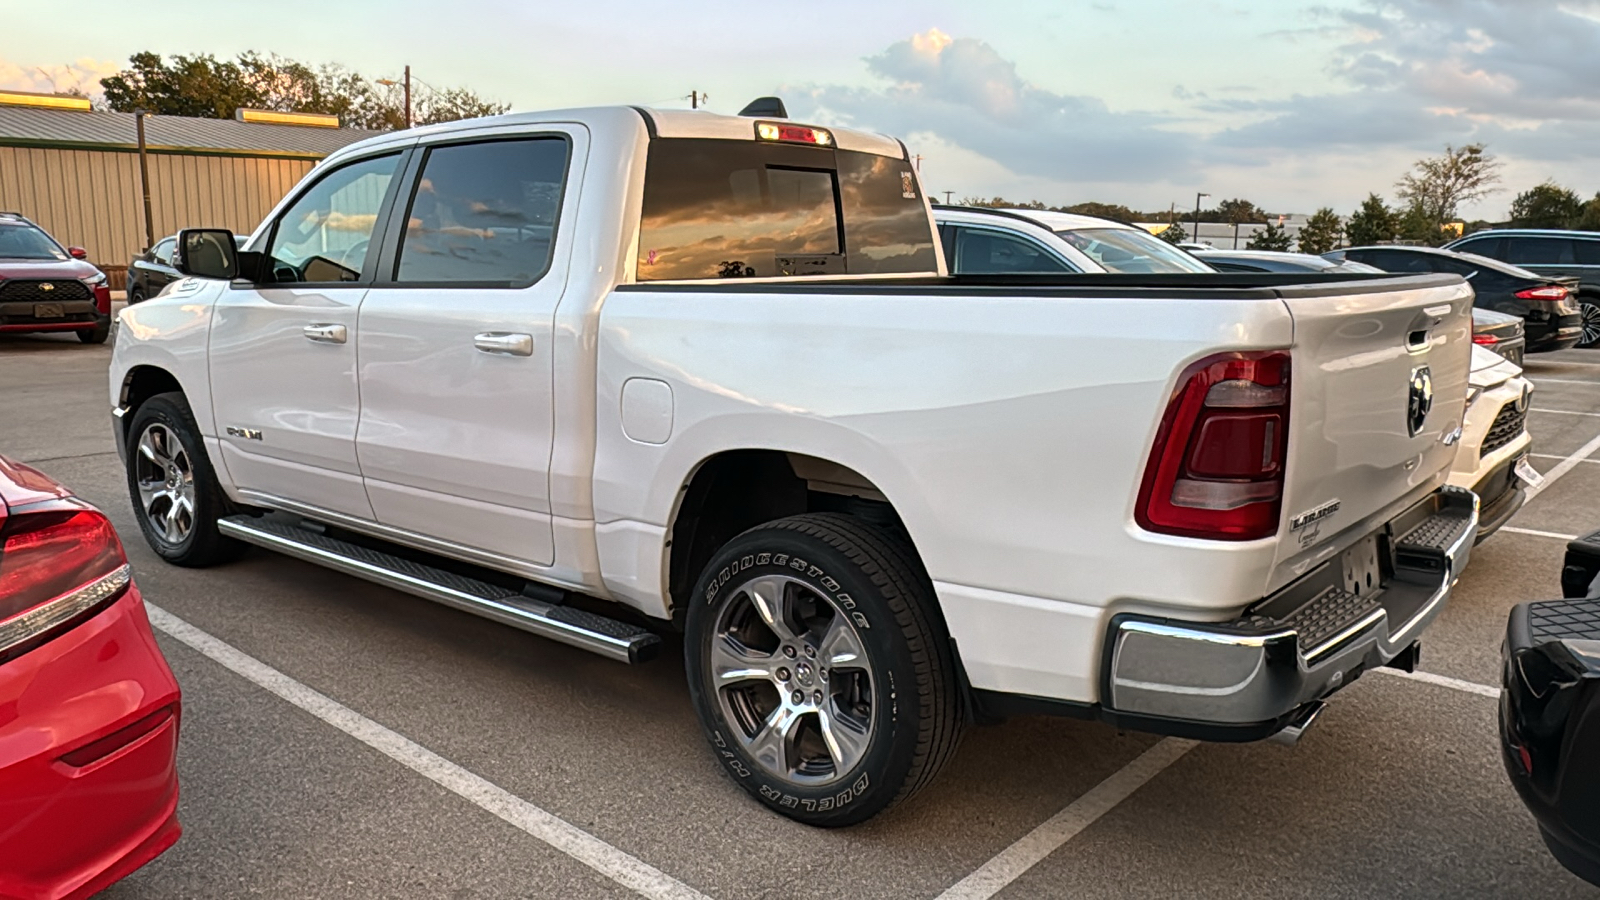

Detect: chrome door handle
303,323,347,344
473,332,533,357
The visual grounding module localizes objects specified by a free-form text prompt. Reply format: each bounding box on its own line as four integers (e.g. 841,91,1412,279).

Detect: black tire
128,286,145,305
125,392,245,567
1579,297,1600,349
77,312,111,344
684,513,962,826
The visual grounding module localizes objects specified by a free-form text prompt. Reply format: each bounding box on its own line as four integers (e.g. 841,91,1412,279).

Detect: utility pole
1193,192,1209,246
404,65,412,129
913,154,923,171
943,191,953,205
134,109,154,251
688,90,705,109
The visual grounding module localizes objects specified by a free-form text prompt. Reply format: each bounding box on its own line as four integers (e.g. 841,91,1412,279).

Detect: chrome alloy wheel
710,574,875,785
134,423,197,544
1582,301,1600,347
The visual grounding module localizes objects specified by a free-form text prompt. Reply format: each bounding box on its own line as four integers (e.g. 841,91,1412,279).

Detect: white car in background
935,207,1535,543
932,206,1216,274
1456,345,1537,541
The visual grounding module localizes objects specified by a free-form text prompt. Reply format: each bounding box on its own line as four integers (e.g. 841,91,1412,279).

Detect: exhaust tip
1269,701,1327,746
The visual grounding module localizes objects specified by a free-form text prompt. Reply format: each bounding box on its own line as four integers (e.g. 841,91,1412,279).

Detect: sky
3,0,1598,219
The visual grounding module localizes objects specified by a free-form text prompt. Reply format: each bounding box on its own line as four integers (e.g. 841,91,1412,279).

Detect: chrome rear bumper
1104,485,1478,736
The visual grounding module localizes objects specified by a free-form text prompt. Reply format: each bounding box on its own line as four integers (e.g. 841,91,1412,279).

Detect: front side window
394,138,568,285
1055,228,1212,274
266,153,400,283
1504,236,1575,265
636,138,935,280
0,223,66,261
1452,236,1500,259
952,228,1073,274
153,238,176,265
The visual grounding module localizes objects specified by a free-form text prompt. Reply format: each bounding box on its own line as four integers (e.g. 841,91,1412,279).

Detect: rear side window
951,228,1073,274
1504,236,1576,265
636,138,935,280
1575,238,1600,265
395,138,569,285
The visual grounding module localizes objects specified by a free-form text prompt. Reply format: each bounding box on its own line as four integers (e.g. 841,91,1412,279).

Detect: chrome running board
218,515,660,664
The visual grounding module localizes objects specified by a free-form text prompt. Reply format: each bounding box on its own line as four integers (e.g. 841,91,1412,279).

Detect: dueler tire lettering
683,513,962,827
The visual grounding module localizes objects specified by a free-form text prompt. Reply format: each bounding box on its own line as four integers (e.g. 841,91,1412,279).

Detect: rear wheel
1579,297,1600,349
684,513,962,826
125,392,244,567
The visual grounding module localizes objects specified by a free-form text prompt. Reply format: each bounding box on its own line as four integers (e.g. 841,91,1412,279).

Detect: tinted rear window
636,138,936,280
1504,236,1576,265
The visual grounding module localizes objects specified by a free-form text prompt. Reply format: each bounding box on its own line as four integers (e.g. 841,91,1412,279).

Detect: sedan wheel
1580,299,1600,349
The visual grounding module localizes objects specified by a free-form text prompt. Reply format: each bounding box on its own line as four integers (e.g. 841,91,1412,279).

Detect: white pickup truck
111,104,1479,826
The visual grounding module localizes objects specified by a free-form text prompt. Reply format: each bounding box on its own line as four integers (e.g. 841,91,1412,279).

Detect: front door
355,129,582,568
209,150,407,520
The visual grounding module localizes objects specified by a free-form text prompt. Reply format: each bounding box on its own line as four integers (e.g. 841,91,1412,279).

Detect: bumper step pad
217,515,661,663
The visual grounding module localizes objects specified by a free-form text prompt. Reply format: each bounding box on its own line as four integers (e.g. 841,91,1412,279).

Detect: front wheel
77,312,111,344
1579,298,1600,349
684,513,962,826
125,392,244,567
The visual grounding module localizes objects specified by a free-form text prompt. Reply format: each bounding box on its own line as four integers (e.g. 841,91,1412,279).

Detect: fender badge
226,426,263,441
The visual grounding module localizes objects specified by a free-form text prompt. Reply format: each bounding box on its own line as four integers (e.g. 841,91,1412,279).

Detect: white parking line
1529,378,1600,387
145,604,713,900
1372,667,1500,700
1501,526,1580,541
1526,430,1600,501
935,738,1197,900
1530,452,1600,466
1531,407,1600,418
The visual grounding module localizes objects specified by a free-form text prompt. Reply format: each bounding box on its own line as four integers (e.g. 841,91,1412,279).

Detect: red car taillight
1473,333,1499,346
0,501,129,659
1515,285,1569,301
1136,351,1291,541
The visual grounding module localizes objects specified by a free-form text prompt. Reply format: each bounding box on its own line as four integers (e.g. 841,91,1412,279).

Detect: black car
1501,530,1600,888
1327,245,1584,353
1444,229,1600,348
1189,248,1383,274
128,233,247,303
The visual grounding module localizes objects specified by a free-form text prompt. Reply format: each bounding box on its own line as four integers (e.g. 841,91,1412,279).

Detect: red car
0,456,181,898
0,212,113,344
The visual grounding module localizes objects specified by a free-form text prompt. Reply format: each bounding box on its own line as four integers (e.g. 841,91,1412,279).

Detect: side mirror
67,246,88,260
174,229,239,280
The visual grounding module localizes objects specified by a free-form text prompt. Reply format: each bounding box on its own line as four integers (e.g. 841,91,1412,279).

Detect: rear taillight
1515,286,1569,301
0,501,129,658
1137,351,1290,541
1473,333,1498,346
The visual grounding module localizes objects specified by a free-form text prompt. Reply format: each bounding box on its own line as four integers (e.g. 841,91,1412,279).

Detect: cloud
0,57,120,97
791,30,1196,185
790,8,1600,215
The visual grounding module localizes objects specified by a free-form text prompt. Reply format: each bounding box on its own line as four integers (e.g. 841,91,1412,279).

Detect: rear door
1272,276,1474,570
353,128,582,568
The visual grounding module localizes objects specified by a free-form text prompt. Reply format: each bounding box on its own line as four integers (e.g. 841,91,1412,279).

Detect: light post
377,65,412,129
1193,192,1209,247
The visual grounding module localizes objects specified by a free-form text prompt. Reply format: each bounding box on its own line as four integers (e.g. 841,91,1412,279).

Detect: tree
1395,143,1502,228
1346,194,1397,245
100,51,507,129
1296,207,1344,254
1215,198,1266,225
1396,201,1443,246
1156,221,1188,245
1579,193,1600,232
1509,181,1583,229
1246,221,1292,251
1059,201,1140,223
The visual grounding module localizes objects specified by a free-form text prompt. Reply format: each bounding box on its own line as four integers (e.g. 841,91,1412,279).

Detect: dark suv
1445,229,1600,348
0,213,112,344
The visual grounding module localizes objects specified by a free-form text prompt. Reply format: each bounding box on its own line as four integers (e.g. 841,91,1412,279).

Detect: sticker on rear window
901,172,916,199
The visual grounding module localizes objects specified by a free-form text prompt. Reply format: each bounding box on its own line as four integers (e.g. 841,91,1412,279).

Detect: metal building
0,97,381,287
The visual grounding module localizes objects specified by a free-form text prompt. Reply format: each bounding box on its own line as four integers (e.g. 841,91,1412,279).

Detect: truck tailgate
1272,275,1474,586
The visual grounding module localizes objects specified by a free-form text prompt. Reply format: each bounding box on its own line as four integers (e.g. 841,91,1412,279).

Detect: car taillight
1473,333,1498,346
1136,351,1290,541
1515,286,1569,301
0,501,130,658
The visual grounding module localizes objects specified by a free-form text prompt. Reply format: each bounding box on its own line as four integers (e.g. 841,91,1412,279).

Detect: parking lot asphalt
4,329,1598,899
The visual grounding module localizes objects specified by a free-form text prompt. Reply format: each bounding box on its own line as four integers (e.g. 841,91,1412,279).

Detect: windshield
1055,228,1212,274
0,223,67,261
